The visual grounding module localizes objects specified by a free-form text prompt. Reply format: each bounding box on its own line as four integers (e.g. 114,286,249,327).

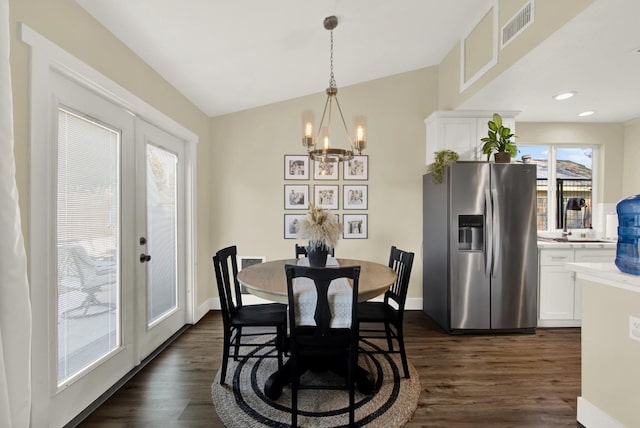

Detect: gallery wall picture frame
284,155,309,180
343,184,368,210
284,184,309,210
313,159,339,180
314,184,339,210
284,214,306,239
343,155,368,180
237,256,266,293
343,214,368,239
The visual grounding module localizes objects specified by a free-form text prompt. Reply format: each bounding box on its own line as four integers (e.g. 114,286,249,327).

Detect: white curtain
0,0,33,426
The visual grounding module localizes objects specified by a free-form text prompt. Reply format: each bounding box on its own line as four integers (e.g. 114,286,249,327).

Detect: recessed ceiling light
578,110,595,117
553,91,577,101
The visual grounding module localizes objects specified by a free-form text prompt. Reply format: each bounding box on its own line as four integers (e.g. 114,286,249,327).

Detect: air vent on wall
502,1,534,48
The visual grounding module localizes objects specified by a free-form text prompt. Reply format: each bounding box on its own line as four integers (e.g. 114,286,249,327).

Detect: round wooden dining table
237,258,397,303
236,257,398,399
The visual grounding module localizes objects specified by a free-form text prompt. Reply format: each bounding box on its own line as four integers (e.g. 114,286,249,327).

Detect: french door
135,118,186,360
30,70,188,427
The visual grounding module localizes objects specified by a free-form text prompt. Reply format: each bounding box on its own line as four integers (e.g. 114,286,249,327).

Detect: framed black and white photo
237,256,266,293
344,155,368,180
343,185,368,210
343,214,368,239
314,185,339,210
284,155,309,180
313,160,339,180
284,184,309,210
284,214,306,239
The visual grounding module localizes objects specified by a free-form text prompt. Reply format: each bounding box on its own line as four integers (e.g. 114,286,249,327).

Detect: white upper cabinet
424,111,518,165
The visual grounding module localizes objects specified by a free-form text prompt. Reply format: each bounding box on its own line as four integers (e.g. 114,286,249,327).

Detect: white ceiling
76,0,640,123
460,0,640,123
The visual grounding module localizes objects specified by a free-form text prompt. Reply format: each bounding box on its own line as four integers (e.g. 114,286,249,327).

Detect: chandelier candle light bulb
355,125,366,154
302,122,314,150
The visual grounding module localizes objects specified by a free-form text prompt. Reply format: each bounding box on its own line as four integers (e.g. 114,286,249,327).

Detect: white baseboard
577,396,624,428
537,319,581,328
195,298,217,322
405,297,422,310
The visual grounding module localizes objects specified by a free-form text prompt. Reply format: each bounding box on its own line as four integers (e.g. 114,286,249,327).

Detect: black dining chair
295,243,307,259
357,246,414,378
285,264,360,428
212,245,287,385
295,243,334,259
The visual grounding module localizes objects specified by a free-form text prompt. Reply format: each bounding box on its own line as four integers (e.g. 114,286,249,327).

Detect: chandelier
302,16,366,163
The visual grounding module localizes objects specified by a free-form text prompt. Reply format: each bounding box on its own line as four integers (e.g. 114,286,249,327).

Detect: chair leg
276,325,284,370
348,350,356,427
220,331,231,385
384,321,394,352
233,326,242,361
291,356,299,428
397,324,410,379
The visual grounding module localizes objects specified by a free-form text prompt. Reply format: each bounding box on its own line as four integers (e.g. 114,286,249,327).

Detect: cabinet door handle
551,256,567,260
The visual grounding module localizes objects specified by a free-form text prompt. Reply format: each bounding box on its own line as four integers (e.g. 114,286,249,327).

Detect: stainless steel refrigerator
422,162,537,333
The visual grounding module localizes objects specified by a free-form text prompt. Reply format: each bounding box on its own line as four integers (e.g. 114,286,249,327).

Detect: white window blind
56,107,120,384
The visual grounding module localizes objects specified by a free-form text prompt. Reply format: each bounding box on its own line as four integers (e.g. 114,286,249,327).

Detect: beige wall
622,117,640,197
581,278,640,426
9,0,213,306
463,6,495,83
516,122,625,203
210,68,439,299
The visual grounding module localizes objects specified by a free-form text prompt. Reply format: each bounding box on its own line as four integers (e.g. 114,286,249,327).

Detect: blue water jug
615,194,640,275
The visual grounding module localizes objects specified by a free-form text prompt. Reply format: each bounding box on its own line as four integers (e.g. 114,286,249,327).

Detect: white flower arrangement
297,203,341,250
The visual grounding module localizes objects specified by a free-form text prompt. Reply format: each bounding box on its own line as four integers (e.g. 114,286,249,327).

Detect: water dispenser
458,215,483,251
615,194,640,275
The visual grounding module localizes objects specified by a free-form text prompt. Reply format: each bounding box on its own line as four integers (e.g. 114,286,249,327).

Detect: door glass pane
57,108,120,384
146,144,178,325
557,147,593,230
519,145,549,230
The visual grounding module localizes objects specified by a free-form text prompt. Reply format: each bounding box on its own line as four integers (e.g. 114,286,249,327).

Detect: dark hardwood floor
79,311,581,427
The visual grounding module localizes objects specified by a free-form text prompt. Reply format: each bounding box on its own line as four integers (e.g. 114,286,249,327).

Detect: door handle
140,253,151,263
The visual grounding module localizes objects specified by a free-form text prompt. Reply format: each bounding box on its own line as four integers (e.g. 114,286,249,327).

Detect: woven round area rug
211,337,420,427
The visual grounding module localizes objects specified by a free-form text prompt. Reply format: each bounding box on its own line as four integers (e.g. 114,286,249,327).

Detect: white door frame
22,24,198,428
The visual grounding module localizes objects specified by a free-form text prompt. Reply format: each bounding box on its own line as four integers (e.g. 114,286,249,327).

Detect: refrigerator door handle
491,188,500,278
485,189,493,278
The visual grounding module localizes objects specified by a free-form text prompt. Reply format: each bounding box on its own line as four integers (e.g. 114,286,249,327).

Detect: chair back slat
385,246,415,312
213,245,244,320
285,265,360,342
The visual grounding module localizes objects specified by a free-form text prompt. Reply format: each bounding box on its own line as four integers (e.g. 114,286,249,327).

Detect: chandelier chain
329,30,336,89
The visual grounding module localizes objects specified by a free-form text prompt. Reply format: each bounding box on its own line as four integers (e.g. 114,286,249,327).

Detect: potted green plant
427,149,459,184
297,203,341,267
481,113,517,163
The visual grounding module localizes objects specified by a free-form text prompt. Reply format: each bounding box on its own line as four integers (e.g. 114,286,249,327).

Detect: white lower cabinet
538,247,615,327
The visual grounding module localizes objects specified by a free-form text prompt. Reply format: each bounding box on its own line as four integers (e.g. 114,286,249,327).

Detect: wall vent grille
502,1,533,48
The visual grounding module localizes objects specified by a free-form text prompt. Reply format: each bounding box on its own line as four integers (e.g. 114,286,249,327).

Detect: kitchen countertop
565,262,640,292
537,237,616,249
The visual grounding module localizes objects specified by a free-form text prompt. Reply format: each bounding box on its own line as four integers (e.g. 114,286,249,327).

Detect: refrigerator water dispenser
458,215,483,251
